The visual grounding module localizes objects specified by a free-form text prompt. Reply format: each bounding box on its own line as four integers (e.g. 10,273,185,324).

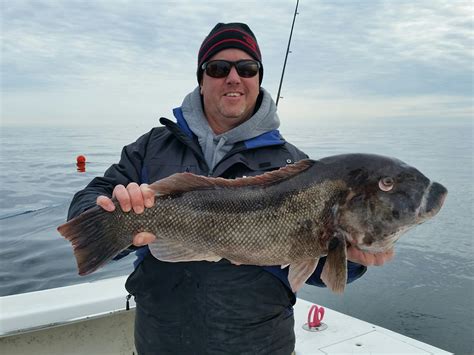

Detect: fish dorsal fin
149,159,315,196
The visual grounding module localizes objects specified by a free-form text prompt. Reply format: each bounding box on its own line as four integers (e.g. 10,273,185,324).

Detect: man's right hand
96,183,157,246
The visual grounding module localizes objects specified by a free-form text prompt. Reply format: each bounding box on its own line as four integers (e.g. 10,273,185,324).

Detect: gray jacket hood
180,87,280,170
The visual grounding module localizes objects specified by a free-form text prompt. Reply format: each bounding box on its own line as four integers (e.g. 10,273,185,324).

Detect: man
68,23,393,354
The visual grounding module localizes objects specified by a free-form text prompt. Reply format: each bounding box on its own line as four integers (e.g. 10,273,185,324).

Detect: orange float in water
76,155,86,163
76,155,86,172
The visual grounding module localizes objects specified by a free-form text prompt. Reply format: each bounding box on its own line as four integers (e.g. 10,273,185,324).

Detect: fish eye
378,177,394,192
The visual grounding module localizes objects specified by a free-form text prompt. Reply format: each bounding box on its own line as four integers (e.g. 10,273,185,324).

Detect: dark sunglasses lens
205,61,231,78
205,60,259,78
236,61,259,78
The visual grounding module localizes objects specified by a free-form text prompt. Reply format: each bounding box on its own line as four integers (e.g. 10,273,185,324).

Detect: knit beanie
197,22,263,84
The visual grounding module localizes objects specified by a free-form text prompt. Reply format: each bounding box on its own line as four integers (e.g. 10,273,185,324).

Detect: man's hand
96,183,157,246
347,245,394,266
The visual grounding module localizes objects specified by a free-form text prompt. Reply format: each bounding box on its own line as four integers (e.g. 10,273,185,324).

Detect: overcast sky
1,0,472,128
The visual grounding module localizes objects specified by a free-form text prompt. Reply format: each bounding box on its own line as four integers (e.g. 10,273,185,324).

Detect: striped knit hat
197,22,263,84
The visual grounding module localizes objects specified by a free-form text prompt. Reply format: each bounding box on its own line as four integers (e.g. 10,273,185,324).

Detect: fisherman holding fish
63,23,426,355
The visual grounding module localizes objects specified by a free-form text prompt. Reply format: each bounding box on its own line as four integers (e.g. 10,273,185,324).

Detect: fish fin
149,159,315,196
321,235,347,294
288,258,319,292
57,206,132,276
149,237,221,263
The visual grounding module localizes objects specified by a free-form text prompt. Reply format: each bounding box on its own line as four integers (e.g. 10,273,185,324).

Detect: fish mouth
418,181,448,219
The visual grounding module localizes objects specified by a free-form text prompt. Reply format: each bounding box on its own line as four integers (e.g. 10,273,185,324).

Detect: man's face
200,48,260,134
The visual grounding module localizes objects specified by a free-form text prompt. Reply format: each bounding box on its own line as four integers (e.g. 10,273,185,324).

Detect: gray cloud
284,1,472,96
1,0,472,125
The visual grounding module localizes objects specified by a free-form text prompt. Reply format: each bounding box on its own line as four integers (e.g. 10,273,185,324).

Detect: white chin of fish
355,244,392,254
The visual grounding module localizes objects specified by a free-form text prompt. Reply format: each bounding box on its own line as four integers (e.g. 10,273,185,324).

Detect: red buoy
76,155,86,163
76,155,87,172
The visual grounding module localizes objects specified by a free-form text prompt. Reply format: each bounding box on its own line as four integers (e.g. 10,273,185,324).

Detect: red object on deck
307,304,325,328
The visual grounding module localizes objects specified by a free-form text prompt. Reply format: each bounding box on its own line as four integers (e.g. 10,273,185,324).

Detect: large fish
58,154,447,293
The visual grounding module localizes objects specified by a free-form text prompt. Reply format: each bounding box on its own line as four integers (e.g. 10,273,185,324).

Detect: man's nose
225,65,241,83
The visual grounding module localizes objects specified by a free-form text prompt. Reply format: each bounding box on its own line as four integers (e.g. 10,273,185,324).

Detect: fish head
323,154,448,253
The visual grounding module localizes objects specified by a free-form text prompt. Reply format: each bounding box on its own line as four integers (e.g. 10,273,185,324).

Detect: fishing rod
276,0,299,107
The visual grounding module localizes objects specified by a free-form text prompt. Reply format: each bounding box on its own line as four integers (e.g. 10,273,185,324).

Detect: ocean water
0,120,472,354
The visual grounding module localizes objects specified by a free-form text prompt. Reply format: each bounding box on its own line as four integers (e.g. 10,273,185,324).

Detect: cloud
371,1,472,67
1,0,472,126
283,0,473,95
2,1,199,89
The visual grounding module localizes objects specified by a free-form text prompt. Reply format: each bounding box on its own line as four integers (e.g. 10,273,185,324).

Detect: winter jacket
67,98,366,354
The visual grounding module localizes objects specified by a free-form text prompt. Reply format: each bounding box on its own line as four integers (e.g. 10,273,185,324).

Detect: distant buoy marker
76,155,87,172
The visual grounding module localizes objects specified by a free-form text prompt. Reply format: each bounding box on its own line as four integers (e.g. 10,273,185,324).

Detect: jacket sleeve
305,257,367,287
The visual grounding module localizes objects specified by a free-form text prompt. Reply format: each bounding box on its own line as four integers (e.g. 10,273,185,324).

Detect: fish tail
57,206,132,276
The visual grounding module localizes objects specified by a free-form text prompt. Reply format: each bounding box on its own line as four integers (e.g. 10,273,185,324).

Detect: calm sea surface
0,120,472,354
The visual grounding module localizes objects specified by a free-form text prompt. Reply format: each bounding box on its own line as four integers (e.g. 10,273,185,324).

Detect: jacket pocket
125,263,144,298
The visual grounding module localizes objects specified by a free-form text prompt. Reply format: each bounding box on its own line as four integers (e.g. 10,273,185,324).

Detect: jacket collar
172,106,285,150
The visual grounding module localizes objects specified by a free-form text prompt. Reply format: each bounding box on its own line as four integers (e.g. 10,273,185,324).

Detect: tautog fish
58,154,447,293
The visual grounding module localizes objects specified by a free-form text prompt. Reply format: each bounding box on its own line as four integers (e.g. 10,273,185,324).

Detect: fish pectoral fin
148,237,221,263
288,259,319,292
321,234,347,294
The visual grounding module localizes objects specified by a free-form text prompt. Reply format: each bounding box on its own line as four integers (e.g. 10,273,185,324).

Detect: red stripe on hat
200,28,255,52
199,39,260,67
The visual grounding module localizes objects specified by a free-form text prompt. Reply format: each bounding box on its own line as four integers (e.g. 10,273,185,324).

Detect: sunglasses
201,60,261,79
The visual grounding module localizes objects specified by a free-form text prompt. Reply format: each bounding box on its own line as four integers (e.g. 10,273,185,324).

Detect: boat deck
0,276,451,354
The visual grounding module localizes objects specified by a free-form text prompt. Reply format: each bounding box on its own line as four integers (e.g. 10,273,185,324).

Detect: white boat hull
0,276,451,354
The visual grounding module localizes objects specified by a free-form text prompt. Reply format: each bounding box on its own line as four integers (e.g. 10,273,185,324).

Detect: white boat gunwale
0,276,452,354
